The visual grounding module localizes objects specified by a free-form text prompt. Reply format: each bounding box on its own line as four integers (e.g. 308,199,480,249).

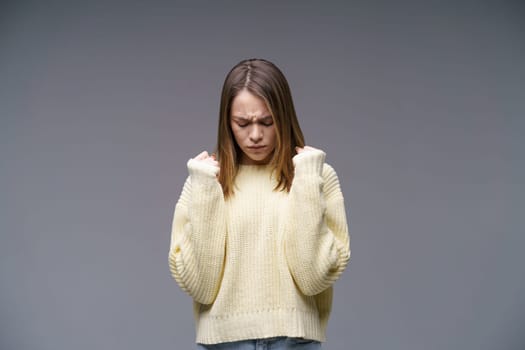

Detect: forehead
230,90,270,117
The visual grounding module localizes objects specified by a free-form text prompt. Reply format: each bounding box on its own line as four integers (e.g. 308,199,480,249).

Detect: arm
285,149,351,296
168,158,227,304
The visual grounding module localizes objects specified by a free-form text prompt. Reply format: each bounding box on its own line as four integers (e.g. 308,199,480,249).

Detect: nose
249,124,263,142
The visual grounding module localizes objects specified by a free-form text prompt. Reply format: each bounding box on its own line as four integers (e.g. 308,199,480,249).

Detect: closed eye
233,116,273,128
261,116,274,126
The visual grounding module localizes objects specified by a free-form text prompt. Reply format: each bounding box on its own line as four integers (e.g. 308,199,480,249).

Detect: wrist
187,158,219,181
293,149,326,176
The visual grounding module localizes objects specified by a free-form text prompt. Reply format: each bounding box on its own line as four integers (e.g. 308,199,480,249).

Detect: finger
202,158,220,168
303,145,318,152
194,150,209,160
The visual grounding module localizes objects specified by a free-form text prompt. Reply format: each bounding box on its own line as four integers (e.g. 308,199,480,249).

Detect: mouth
247,145,266,150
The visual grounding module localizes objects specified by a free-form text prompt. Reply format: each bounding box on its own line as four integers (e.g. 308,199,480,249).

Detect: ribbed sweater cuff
292,149,326,176
187,158,220,183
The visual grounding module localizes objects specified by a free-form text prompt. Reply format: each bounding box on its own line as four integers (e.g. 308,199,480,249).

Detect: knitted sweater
168,149,350,344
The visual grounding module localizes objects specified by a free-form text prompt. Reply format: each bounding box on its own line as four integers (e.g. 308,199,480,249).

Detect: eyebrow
232,115,273,122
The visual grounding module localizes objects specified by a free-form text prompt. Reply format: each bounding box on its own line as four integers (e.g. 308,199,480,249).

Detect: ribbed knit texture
168,149,350,344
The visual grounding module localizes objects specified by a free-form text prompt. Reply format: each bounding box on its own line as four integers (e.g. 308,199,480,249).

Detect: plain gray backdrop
1,0,524,349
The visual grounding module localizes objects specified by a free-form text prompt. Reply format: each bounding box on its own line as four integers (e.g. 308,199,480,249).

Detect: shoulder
175,175,192,208
321,162,344,201
322,162,337,176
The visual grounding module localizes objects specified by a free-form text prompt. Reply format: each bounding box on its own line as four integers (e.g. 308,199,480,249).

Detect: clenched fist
192,150,220,176
295,145,322,154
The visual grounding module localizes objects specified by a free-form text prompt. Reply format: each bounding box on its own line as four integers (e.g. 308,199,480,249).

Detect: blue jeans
197,336,321,349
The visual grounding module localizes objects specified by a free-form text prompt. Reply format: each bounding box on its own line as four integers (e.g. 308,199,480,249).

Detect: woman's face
230,89,276,165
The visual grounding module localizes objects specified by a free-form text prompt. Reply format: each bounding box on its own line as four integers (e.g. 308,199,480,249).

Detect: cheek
231,125,245,143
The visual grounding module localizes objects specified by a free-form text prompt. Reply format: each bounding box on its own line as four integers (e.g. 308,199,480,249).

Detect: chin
241,148,274,164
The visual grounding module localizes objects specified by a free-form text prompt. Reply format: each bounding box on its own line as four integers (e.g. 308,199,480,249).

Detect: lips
247,145,266,149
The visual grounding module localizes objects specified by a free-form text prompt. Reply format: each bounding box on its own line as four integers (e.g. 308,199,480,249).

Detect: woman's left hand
295,145,322,154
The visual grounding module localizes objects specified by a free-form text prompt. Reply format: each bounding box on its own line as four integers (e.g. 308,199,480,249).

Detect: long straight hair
215,58,305,199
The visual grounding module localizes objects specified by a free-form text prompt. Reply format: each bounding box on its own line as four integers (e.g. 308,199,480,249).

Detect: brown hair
215,58,305,199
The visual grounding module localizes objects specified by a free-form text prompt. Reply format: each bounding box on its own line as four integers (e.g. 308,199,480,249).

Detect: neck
239,152,274,165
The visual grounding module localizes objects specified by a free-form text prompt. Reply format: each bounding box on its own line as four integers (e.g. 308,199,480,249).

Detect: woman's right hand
192,151,220,175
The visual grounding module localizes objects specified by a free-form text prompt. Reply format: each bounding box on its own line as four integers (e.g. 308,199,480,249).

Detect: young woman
168,58,351,349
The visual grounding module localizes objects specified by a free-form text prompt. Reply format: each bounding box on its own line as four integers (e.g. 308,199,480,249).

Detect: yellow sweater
168,149,350,344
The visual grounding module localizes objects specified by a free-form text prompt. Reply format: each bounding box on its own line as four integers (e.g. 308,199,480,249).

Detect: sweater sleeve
284,149,351,296
168,158,227,304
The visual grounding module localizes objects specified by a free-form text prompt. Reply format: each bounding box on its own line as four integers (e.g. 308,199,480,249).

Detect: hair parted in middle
215,58,306,199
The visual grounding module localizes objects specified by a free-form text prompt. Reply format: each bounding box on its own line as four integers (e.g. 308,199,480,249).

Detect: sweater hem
195,307,325,345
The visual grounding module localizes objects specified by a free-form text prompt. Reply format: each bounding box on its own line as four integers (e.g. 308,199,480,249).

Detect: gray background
1,0,524,349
